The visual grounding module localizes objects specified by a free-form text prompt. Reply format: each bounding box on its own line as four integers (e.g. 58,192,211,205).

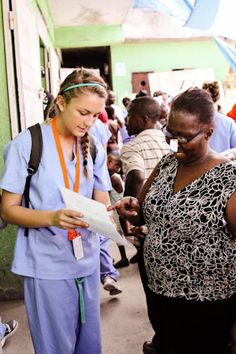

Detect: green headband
63,83,105,92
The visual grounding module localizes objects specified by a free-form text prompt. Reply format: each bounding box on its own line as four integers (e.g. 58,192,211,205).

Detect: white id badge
72,236,84,260
169,139,178,153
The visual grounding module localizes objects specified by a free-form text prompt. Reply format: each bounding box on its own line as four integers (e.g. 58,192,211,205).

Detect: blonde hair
48,68,107,178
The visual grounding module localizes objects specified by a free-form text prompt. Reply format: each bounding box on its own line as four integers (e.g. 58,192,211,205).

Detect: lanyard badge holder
68,230,84,260
52,117,84,261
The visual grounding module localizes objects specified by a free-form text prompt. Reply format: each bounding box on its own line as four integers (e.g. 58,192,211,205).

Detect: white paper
60,187,133,248
115,62,126,76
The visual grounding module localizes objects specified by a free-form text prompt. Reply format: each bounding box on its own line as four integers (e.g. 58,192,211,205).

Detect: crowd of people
0,68,236,354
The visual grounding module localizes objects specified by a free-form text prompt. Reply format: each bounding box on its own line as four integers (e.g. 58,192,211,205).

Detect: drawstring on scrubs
75,278,86,324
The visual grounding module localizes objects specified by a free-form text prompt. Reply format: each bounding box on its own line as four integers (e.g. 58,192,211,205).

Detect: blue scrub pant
100,235,119,282
0,323,6,340
24,268,101,354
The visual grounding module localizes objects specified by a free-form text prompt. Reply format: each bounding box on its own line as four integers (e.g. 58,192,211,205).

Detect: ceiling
47,0,134,26
47,0,208,41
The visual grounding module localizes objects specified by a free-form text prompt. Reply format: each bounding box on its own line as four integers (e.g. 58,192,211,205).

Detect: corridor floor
1,242,153,354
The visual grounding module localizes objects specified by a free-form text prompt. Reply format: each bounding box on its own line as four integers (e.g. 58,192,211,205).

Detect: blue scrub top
209,112,236,153
0,122,112,280
89,118,111,146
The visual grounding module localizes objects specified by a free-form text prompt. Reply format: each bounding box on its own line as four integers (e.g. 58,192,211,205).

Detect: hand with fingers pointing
107,196,140,220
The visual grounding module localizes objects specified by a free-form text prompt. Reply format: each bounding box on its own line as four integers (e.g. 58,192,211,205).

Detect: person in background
0,318,18,352
106,92,133,147
153,90,171,127
109,88,236,354
122,97,131,119
119,118,134,145
43,90,55,119
115,94,170,350
99,234,122,296
90,116,110,149
106,106,121,154
106,90,124,123
118,97,133,145
98,108,109,125
0,68,111,354
107,153,128,269
227,103,236,122
202,81,236,152
107,155,124,236
136,90,149,98
90,120,122,296
115,96,169,272
221,147,236,161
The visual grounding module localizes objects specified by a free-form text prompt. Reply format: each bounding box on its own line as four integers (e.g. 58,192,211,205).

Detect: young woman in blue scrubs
0,68,112,354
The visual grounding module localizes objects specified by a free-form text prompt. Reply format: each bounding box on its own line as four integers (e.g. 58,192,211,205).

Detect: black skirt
146,291,236,354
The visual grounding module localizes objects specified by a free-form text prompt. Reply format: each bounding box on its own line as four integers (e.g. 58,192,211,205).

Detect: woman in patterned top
109,88,236,354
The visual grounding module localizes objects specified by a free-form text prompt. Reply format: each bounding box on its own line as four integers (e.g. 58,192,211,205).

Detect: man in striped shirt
114,96,169,267
116,96,169,354
121,97,169,186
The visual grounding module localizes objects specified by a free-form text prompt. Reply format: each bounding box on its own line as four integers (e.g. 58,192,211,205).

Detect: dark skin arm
111,174,123,194
120,169,145,233
108,162,160,226
124,170,145,198
226,191,236,238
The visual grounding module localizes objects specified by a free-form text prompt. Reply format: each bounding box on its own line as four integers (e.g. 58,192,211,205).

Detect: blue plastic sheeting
184,0,220,30
133,0,194,20
133,0,236,70
133,0,172,16
213,36,236,73
133,0,193,12
133,0,222,31
133,0,161,10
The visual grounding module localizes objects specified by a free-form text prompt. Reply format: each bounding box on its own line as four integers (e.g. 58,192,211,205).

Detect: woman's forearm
1,205,54,228
1,190,90,230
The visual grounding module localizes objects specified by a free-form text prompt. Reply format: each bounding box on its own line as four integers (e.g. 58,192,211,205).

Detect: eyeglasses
161,124,204,144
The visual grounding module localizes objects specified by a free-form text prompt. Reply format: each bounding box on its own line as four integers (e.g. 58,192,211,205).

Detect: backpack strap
24,123,43,236
23,127,94,236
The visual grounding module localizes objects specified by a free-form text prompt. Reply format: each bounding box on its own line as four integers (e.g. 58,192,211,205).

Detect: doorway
61,46,112,88
39,38,51,92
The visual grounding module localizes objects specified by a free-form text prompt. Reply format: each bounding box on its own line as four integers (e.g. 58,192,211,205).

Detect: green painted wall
0,0,23,299
110,39,229,105
53,22,229,106
0,3,11,166
55,24,123,48
0,0,54,299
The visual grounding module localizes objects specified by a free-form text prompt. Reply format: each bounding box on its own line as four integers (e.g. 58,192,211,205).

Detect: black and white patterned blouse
143,154,236,301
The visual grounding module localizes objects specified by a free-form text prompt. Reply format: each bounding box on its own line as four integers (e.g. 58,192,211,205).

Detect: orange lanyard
51,117,80,192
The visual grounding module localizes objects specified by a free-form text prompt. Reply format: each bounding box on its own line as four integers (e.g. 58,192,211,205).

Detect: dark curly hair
202,81,220,103
170,87,215,125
